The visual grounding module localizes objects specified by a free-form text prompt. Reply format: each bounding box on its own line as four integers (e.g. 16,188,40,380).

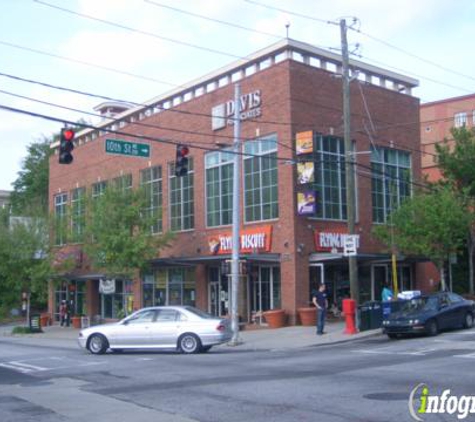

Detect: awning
150,253,281,267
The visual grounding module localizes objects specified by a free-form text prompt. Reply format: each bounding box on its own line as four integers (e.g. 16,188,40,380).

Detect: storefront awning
150,253,281,267
309,253,431,265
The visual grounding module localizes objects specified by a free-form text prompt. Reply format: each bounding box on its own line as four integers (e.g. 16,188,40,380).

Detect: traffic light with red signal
59,128,75,164
175,144,190,176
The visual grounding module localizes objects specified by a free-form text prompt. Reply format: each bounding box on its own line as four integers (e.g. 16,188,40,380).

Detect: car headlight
408,319,420,325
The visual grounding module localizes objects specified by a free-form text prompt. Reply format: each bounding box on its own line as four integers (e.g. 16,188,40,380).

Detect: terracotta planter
39,314,50,328
298,307,317,326
71,316,82,329
263,309,286,328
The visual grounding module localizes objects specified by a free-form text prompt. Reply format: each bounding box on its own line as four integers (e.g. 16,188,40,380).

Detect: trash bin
29,314,42,333
368,301,382,329
358,303,371,331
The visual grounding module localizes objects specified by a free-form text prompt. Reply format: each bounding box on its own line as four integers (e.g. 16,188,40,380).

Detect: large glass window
371,147,411,223
244,135,278,222
54,193,68,246
140,166,162,234
205,149,234,227
92,181,107,199
143,268,196,307
314,135,347,220
70,187,85,243
113,174,132,192
169,158,194,231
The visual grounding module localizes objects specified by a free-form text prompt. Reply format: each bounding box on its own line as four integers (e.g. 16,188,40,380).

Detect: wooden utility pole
340,19,359,304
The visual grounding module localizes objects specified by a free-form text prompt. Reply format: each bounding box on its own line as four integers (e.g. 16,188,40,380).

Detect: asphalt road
1,328,474,422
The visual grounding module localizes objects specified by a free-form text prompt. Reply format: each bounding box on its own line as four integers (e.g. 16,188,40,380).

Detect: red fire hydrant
342,298,357,335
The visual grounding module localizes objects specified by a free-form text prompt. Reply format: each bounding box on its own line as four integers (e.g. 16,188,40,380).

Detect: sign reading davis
105,139,150,158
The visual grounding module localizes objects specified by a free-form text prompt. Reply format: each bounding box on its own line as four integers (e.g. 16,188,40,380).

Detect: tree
436,126,475,294
82,186,173,279
374,186,471,291
0,208,51,318
10,137,53,215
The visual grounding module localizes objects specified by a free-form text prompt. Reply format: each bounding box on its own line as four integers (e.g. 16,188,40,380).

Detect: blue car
382,292,475,339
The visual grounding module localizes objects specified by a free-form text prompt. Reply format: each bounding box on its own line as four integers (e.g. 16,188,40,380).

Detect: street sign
343,235,358,257
105,139,150,158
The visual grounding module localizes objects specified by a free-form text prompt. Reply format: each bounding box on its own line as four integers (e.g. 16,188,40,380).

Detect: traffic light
175,144,189,177
59,128,75,164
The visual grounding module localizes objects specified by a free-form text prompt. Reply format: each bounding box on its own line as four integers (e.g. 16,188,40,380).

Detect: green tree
374,186,471,291
82,186,173,279
435,126,475,294
0,208,51,318
10,137,52,215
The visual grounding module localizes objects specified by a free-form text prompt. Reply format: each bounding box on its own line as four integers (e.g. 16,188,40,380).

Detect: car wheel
200,345,212,353
88,334,109,354
426,320,438,336
178,333,201,354
463,313,474,329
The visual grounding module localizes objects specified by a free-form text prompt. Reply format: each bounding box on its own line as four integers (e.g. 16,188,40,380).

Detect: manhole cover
364,392,408,401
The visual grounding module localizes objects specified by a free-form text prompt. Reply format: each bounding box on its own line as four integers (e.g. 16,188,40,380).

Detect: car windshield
401,296,439,312
184,306,216,319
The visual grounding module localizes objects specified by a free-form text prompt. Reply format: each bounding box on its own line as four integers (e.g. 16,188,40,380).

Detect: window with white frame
205,149,234,227
140,166,162,234
70,187,85,243
169,158,194,231
371,146,411,223
54,193,68,246
113,174,132,191
92,181,107,199
314,135,347,220
243,134,278,222
454,112,467,128
143,268,196,307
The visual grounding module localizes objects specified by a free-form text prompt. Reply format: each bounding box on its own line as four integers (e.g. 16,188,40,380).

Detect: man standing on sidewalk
312,284,328,335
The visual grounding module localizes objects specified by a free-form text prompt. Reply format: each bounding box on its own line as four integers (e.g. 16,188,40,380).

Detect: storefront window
143,268,196,307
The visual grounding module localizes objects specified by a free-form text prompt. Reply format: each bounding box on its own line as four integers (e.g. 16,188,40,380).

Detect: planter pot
71,316,82,329
39,314,50,328
263,309,286,329
298,307,316,326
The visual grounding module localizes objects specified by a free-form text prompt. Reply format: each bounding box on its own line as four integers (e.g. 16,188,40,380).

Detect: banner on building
99,279,116,294
296,131,313,155
297,162,314,184
297,191,317,215
208,225,272,255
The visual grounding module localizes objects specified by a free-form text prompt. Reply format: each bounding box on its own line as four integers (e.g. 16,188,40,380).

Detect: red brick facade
49,40,422,324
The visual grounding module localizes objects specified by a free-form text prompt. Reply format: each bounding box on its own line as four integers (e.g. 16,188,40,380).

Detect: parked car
382,292,475,339
78,306,233,354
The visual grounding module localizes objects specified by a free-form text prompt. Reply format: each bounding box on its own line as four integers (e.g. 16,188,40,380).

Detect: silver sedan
78,306,233,354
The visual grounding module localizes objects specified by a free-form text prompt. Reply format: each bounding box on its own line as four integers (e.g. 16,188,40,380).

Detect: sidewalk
0,320,382,351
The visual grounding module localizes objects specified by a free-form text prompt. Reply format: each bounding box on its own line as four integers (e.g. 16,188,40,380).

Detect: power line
0,40,177,87
33,0,246,60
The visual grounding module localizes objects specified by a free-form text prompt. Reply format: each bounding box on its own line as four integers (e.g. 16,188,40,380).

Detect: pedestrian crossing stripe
0,361,48,373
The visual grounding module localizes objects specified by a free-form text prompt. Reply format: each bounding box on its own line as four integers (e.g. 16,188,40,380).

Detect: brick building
48,39,422,324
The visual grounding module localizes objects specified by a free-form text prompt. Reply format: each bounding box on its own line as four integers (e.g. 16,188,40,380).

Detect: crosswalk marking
0,361,48,373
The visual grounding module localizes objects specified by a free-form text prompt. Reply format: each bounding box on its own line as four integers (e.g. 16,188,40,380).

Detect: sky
1,0,475,191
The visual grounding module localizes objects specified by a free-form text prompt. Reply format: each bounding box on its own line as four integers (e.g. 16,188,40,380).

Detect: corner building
49,39,421,325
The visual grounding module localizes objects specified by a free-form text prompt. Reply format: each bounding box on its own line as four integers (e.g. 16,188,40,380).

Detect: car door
448,293,468,327
437,293,459,330
109,309,157,347
148,308,181,348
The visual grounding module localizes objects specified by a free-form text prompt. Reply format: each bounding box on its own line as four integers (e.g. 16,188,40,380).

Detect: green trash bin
358,303,371,331
29,314,42,333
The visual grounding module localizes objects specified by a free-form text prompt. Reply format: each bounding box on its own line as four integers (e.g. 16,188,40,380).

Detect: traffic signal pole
340,19,359,305
229,83,242,346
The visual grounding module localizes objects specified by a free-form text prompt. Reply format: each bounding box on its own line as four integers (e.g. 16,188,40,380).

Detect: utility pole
340,19,359,304
229,83,242,345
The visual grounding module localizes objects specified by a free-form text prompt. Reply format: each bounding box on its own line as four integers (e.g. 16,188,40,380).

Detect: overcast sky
1,0,474,191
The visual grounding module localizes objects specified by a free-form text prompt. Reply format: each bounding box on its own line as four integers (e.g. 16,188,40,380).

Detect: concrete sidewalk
0,320,382,351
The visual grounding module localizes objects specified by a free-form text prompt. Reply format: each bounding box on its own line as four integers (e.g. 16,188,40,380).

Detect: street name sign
105,139,150,158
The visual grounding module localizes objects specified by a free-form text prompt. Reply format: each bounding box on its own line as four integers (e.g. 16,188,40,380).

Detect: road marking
454,352,475,359
0,361,48,373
